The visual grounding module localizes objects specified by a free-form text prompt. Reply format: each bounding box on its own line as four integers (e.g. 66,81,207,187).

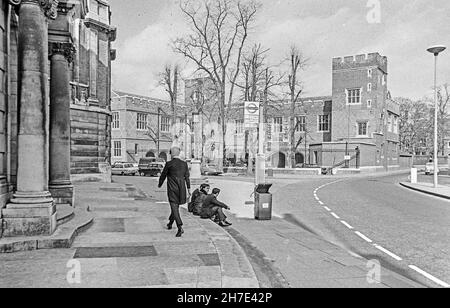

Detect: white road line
331,212,340,219
408,265,450,288
355,231,373,243
340,221,354,229
374,245,403,261
318,201,324,205
323,206,331,212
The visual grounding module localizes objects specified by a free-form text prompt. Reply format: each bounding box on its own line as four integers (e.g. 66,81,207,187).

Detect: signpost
244,102,266,184
244,101,260,129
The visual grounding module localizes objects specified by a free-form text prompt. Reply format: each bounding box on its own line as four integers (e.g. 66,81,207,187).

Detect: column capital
49,42,76,63
9,0,59,19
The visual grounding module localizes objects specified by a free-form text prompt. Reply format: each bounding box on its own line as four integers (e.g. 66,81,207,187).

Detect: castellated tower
331,53,388,142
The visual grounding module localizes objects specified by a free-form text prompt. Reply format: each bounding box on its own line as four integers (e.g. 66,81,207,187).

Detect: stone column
49,42,75,206
2,0,58,237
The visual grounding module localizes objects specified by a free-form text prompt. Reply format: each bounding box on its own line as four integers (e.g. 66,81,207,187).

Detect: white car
425,162,439,175
112,163,139,176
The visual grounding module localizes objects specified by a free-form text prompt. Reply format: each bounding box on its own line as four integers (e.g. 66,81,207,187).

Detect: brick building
183,52,400,169
111,91,191,164
111,52,400,171
310,53,400,169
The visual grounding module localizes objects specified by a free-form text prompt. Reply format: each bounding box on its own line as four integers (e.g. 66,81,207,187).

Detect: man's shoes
223,220,232,226
176,228,184,237
167,223,173,230
218,221,232,227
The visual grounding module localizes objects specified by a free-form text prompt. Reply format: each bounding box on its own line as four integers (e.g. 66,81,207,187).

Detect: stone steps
0,207,94,253
56,204,75,226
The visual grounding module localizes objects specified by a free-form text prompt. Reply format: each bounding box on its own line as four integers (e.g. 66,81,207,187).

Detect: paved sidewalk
207,177,425,288
0,182,258,288
400,182,450,200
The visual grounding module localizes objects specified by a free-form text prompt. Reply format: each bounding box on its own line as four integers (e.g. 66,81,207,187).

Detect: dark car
139,157,165,177
138,158,157,176
146,162,165,177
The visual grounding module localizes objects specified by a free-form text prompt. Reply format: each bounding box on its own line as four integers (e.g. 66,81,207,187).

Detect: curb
193,210,260,288
399,182,450,200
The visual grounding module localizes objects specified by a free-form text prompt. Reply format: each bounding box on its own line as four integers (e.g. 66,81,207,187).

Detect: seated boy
188,184,210,216
200,188,232,227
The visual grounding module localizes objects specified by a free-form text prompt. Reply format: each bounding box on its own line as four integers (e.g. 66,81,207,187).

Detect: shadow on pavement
356,254,428,288
282,214,320,237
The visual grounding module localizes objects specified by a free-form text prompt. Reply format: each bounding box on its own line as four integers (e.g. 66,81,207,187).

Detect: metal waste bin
254,184,273,220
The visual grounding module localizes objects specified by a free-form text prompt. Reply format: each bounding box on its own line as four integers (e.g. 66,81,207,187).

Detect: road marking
315,196,320,201
323,206,331,212
408,265,450,288
340,221,354,229
331,212,340,219
355,231,373,243
374,245,403,261
318,201,324,205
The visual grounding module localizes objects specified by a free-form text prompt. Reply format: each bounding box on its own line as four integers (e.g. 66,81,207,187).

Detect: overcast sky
108,0,450,101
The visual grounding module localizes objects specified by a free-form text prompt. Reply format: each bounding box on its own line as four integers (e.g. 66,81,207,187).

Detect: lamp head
427,45,446,56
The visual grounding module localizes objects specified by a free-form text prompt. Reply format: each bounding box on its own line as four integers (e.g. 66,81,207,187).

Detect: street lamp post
427,45,446,188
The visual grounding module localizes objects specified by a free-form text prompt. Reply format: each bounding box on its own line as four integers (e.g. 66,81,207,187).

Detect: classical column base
1,192,56,237
49,183,74,207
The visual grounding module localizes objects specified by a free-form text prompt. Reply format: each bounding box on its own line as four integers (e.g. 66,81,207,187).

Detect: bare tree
286,45,308,168
397,97,432,155
436,83,450,155
238,44,269,101
173,0,260,170
159,64,180,138
236,44,284,116
234,43,284,174
186,77,218,159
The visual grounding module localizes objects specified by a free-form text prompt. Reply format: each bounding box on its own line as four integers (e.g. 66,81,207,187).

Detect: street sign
344,155,351,161
244,101,260,129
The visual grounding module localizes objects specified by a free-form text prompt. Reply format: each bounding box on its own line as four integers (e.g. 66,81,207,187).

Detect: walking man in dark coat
158,147,191,237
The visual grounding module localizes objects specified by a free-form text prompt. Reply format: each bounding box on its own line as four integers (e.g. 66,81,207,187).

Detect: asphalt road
269,173,450,288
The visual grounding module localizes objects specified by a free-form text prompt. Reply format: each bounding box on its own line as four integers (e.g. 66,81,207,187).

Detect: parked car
138,157,163,176
140,162,165,177
425,162,439,175
112,163,139,176
139,157,165,176
201,164,222,176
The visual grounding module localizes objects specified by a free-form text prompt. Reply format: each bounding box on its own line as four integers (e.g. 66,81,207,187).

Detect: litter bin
254,184,273,220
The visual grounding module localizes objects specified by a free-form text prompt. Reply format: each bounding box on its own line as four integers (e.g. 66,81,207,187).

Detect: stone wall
70,105,111,182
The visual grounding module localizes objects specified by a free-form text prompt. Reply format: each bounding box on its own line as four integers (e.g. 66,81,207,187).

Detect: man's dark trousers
209,206,227,222
169,202,183,227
